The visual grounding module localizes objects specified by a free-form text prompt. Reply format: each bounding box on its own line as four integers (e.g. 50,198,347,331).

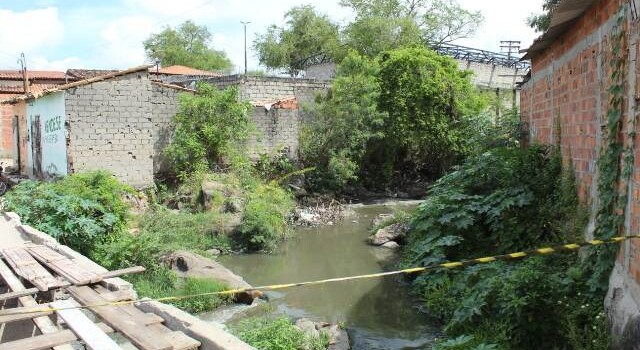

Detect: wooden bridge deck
0,234,200,349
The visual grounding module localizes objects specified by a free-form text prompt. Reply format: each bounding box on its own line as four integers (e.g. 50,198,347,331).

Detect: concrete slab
0,214,28,249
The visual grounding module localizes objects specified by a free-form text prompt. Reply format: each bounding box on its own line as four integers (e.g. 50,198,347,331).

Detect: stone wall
520,0,640,345
248,106,299,158
65,71,154,187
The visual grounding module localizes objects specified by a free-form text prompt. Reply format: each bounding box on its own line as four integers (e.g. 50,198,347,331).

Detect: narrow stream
204,204,439,349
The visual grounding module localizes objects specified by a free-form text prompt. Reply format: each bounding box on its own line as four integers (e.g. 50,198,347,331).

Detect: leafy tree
371,47,486,182
144,20,232,71
341,0,483,57
165,83,252,178
527,0,561,32
253,5,341,75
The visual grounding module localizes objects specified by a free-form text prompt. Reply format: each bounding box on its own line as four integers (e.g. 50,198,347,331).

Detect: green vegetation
165,84,252,179
3,171,132,255
255,0,483,72
144,20,232,71
402,145,609,349
232,316,329,350
301,47,486,191
527,0,560,32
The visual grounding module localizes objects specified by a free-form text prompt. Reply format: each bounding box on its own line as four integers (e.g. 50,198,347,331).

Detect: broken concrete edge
3,211,256,350
136,299,255,350
606,262,640,348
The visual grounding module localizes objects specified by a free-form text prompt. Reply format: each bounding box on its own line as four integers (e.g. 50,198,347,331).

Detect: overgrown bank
399,145,611,349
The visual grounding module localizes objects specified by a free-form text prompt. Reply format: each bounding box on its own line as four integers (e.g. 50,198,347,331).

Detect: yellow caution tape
1,234,639,316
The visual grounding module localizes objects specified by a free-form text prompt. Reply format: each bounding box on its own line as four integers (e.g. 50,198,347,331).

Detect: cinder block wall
151,83,185,174
520,0,640,342
65,71,154,187
248,107,299,158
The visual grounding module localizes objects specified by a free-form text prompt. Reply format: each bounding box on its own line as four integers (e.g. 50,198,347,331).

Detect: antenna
17,52,29,94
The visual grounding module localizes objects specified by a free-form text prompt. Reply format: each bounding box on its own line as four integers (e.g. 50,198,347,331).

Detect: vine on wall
590,8,631,293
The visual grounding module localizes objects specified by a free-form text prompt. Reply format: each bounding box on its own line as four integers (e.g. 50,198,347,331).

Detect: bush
165,83,252,179
237,182,294,252
3,171,132,255
402,145,607,349
232,316,329,350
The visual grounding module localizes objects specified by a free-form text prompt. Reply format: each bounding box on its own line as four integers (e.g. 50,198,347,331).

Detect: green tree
144,20,232,71
165,83,252,178
253,5,341,75
527,0,560,32
341,0,483,57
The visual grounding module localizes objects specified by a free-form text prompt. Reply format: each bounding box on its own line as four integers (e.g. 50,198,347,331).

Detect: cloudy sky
0,0,544,73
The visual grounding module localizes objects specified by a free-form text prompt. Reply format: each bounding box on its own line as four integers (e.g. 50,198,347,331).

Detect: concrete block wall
151,83,186,174
520,0,640,343
248,107,299,158
65,71,154,187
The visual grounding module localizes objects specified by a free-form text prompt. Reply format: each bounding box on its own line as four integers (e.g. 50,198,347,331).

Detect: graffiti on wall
26,92,67,179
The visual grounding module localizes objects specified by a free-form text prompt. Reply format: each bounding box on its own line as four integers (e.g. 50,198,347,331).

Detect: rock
201,180,226,211
216,213,242,235
327,324,350,350
381,241,400,249
288,184,308,198
368,222,407,246
372,213,394,228
223,197,243,214
297,210,319,225
165,250,261,304
206,248,222,256
295,318,320,338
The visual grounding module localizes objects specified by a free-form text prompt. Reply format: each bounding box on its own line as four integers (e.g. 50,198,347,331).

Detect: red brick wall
0,98,15,159
521,0,640,284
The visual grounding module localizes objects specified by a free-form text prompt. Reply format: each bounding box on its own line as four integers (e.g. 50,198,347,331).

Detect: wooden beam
2,248,63,291
0,310,51,324
51,300,121,350
0,259,73,350
67,286,171,350
0,322,114,350
27,245,101,285
99,266,145,279
0,287,38,301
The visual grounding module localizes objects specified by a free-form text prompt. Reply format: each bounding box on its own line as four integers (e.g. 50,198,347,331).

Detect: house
1,66,191,187
520,0,640,344
148,64,222,84
0,70,71,168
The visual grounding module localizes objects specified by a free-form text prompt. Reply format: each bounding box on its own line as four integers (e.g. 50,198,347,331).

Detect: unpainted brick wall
521,0,640,340
151,84,186,174
248,106,299,158
65,71,154,187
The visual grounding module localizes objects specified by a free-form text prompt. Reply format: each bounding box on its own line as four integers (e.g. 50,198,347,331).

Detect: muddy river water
207,204,439,349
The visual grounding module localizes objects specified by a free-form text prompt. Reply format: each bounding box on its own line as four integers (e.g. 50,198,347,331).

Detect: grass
369,208,414,234
231,316,329,350
130,267,231,314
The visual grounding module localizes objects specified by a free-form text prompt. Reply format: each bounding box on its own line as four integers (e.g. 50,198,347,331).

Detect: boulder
381,241,401,249
206,248,222,256
222,197,243,214
368,222,407,246
371,213,394,228
165,250,261,304
295,318,320,338
327,325,350,350
201,181,226,211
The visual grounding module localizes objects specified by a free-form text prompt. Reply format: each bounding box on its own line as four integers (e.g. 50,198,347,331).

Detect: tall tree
527,0,561,32
253,5,341,76
144,21,232,71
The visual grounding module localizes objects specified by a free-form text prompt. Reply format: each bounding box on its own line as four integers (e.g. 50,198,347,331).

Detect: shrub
3,171,132,255
165,83,252,179
237,182,294,252
232,316,329,350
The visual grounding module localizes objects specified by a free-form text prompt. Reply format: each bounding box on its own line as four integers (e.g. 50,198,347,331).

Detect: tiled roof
253,97,298,110
66,69,120,80
0,84,60,94
151,80,196,93
150,65,222,77
0,70,67,80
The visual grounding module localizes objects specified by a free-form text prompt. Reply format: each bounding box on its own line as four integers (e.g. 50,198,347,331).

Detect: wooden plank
0,322,114,350
0,310,51,324
99,266,145,279
0,259,74,350
148,323,201,350
0,287,38,301
51,299,122,350
2,248,62,291
68,286,172,350
27,245,101,285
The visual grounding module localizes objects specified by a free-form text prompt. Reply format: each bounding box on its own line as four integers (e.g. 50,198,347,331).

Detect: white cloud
29,55,82,70
0,7,64,62
93,15,156,68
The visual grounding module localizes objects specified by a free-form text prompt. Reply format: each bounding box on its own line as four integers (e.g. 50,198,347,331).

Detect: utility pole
240,21,250,74
18,52,29,94
500,41,521,60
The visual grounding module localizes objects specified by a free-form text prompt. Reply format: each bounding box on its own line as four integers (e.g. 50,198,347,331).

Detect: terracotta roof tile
150,65,222,77
66,69,120,80
253,97,298,110
0,70,67,80
0,83,62,94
